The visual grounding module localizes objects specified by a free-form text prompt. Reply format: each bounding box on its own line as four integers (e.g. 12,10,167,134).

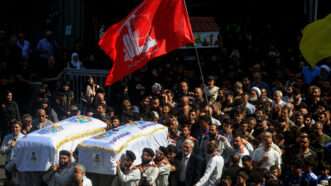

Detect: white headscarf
70,52,82,69
251,86,261,97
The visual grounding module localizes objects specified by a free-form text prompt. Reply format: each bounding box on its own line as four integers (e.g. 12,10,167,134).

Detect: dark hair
5,90,12,95
10,119,22,127
242,155,252,162
199,115,211,124
320,163,331,170
97,103,107,110
269,165,279,172
166,144,177,154
96,87,105,94
304,113,312,119
181,124,191,130
111,116,120,121
59,150,71,157
159,146,168,154
125,150,136,162
142,148,155,157
63,81,71,87
22,113,32,120
207,140,218,152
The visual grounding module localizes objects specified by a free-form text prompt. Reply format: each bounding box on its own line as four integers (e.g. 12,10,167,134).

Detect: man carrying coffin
43,150,74,186
112,150,141,186
137,148,159,186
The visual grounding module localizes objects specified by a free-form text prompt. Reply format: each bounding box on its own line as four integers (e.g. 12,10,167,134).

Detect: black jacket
176,152,205,186
0,101,20,130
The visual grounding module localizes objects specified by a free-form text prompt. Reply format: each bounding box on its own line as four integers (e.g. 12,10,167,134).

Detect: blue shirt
302,66,320,85
36,38,55,59
16,40,31,59
302,171,318,186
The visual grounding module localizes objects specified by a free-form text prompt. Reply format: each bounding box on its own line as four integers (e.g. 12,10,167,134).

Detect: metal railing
63,68,109,107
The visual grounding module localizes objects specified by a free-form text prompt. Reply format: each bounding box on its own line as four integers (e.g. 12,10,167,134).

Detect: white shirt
195,154,224,186
113,167,140,186
245,142,255,155
235,147,250,167
139,162,159,186
157,162,171,186
257,143,282,155
252,146,282,170
82,176,92,186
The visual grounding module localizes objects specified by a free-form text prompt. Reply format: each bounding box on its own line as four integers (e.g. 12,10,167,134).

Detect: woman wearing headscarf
68,52,83,70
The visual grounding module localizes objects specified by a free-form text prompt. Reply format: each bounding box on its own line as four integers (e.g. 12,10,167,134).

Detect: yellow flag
300,14,331,67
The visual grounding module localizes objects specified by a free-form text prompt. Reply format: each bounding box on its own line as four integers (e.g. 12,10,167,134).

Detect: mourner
43,150,75,186
112,150,141,186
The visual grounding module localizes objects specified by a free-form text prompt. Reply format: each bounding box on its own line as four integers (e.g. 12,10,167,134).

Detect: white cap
251,86,261,97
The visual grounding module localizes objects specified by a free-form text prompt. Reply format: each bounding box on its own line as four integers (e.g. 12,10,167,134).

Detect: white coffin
14,116,107,172
77,121,168,175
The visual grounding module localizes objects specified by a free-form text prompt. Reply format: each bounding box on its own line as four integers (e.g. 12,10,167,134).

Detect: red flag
99,0,194,86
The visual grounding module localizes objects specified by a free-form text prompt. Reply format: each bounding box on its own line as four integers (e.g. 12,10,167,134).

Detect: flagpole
194,47,210,104
183,0,210,104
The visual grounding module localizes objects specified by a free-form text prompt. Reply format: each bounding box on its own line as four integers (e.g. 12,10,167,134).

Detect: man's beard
249,96,258,102
60,162,69,168
142,159,152,165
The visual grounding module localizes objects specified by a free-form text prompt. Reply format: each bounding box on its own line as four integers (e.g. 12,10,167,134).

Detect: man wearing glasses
22,114,33,134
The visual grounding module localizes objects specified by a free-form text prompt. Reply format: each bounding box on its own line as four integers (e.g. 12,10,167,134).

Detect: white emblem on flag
122,14,157,62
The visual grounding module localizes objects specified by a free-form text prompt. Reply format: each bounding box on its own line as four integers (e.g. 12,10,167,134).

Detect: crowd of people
0,21,331,186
